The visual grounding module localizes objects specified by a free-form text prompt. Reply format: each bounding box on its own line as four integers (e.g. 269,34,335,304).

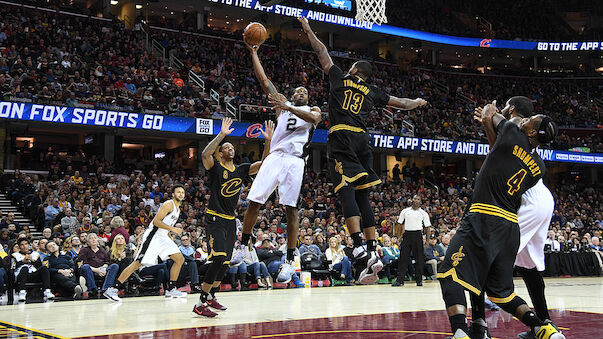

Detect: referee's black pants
397,230,424,283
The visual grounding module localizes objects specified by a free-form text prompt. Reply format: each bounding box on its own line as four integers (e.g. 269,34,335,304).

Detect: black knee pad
440,277,468,309
355,189,375,229
489,293,526,315
339,185,360,218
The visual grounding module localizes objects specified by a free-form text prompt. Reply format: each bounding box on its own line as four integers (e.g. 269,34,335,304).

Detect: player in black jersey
437,101,563,339
469,97,562,339
299,17,427,284
193,117,274,318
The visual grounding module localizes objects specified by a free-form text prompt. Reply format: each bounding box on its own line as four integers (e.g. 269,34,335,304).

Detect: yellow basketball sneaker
534,323,565,339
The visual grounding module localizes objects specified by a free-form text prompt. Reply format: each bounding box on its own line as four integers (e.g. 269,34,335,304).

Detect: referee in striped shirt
393,195,431,286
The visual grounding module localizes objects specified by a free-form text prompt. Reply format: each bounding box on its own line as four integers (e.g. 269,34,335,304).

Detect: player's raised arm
246,43,279,98
387,96,428,110
151,201,182,235
474,105,497,147
480,100,506,133
298,17,334,74
249,120,275,175
201,117,234,170
268,93,322,125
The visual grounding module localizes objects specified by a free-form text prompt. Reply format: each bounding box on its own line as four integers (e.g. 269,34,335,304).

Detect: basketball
243,22,267,46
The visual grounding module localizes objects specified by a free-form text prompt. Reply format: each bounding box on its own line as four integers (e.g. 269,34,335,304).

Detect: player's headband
537,116,558,144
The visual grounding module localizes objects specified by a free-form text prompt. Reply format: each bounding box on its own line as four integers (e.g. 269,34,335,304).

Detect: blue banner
0,101,197,133
1,101,601,165
207,0,603,51
305,0,352,11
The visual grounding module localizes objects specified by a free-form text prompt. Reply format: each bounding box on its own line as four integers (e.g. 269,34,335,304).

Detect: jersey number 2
286,118,296,131
342,90,365,115
507,169,527,195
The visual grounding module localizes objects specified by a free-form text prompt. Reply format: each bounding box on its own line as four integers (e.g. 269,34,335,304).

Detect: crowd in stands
0,149,601,302
1,5,601,153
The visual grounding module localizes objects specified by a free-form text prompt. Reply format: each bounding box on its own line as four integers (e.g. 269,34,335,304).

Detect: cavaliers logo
451,246,465,267
246,123,263,138
480,39,491,47
223,170,228,179
334,160,344,174
221,178,243,197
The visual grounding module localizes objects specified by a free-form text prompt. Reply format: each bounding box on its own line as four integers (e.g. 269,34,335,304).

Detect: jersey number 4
342,90,365,115
507,169,527,195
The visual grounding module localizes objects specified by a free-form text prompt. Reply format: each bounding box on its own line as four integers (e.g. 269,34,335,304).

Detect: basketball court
1,277,600,338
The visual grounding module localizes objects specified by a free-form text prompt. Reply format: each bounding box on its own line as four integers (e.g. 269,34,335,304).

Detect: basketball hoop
355,0,388,25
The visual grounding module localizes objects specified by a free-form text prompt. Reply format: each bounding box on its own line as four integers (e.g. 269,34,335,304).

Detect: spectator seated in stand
77,233,119,299
325,236,353,285
13,238,54,302
45,241,83,299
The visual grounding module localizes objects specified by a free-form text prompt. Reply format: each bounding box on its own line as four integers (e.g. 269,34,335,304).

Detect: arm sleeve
496,119,515,136
372,87,390,108
422,210,432,227
328,65,344,88
239,163,252,177
397,210,405,224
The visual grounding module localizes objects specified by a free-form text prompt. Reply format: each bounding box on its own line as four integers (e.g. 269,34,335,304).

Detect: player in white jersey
472,97,561,339
240,42,322,265
103,185,188,301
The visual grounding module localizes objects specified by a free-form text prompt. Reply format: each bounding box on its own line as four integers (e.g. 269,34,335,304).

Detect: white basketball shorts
515,179,554,271
247,152,305,207
134,227,180,266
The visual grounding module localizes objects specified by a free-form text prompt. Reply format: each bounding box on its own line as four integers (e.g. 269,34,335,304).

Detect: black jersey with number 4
207,160,250,217
328,65,390,131
471,120,545,214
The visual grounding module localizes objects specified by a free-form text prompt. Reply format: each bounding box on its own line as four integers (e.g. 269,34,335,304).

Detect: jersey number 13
342,90,365,115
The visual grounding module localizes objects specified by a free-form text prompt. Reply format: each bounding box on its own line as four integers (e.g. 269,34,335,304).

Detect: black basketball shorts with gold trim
327,127,381,193
205,212,237,262
437,211,520,299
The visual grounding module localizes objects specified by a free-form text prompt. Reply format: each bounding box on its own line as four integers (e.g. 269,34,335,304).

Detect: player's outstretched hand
245,41,258,53
268,92,288,110
297,17,310,31
262,120,275,141
414,98,428,107
474,106,483,123
220,117,235,136
172,227,183,236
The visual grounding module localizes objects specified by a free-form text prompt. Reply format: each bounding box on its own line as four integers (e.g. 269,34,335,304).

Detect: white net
355,0,388,25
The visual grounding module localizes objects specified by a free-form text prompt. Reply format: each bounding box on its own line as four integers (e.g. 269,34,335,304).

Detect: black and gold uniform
327,65,390,193
205,161,250,263
438,120,545,300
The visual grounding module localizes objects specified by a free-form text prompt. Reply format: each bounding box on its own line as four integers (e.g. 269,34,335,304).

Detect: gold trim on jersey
219,161,235,172
207,209,235,220
355,179,382,190
329,124,366,134
469,203,518,223
207,235,227,259
437,268,481,295
488,293,518,304
334,172,368,193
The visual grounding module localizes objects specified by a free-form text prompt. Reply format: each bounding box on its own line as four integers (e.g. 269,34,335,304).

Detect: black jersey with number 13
328,65,390,131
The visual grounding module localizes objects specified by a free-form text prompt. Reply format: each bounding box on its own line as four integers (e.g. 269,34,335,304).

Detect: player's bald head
349,60,372,80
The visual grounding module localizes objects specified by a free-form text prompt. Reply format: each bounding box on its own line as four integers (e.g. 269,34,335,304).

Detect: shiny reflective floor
0,277,601,338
